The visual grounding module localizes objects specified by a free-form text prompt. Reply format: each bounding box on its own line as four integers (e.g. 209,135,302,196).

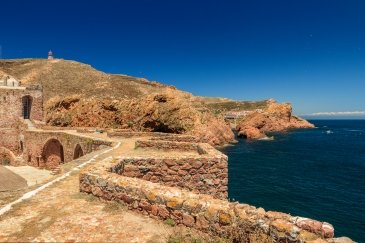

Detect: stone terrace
0,130,350,242
79,135,340,242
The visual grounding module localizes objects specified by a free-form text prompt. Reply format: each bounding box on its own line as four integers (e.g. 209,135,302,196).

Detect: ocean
221,120,365,242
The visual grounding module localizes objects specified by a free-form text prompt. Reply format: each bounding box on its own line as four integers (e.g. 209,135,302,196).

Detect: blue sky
1,0,364,116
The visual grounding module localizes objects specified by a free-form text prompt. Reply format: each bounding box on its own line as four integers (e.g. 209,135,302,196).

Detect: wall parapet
79,170,335,242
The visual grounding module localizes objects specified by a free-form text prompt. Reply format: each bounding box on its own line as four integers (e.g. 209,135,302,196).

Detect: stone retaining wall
135,140,202,153
149,135,197,143
80,169,335,242
107,130,171,138
113,154,227,199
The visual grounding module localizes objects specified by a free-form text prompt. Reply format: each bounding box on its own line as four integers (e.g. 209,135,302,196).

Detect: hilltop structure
0,74,20,87
48,50,54,60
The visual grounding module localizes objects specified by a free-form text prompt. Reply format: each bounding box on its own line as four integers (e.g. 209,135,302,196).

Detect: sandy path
0,139,176,242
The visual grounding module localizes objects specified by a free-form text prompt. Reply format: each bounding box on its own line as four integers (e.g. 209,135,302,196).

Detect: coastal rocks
237,99,314,139
295,217,334,238
329,237,355,243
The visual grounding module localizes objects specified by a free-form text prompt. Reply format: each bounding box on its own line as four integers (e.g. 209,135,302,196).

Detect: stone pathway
0,139,183,242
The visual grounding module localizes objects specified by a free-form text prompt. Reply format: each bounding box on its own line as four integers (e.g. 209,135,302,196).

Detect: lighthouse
48,50,54,60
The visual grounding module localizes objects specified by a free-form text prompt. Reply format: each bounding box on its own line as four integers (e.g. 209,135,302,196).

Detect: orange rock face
45,91,235,146
237,100,314,139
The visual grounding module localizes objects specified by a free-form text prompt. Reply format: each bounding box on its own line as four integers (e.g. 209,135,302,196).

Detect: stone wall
107,130,173,138
0,85,43,155
80,169,335,242
113,142,227,199
135,140,202,153
24,131,111,169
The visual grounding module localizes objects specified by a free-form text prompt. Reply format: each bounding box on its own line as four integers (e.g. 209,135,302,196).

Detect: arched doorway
73,144,84,160
22,96,33,119
42,139,64,169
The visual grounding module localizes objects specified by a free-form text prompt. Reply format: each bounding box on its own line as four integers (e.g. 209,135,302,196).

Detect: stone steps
51,165,62,175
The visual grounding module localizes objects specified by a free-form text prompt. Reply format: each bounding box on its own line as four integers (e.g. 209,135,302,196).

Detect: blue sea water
221,120,365,242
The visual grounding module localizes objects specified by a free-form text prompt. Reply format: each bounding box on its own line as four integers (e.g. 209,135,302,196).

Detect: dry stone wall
114,141,227,199
80,167,335,242
79,137,338,242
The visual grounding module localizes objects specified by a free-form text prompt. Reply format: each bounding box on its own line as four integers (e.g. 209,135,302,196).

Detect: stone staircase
51,165,62,175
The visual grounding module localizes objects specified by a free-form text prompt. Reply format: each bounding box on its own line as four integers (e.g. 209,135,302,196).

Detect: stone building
0,74,20,87
0,83,43,164
0,80,107,169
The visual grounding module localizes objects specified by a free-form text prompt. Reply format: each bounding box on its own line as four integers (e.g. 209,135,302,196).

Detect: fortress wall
107,130,198,143
149,135,197,142
107,130,173,138
80,169,335,242
0,87,43,155
23,131,111,169
114,154,228,199
135,140,201,152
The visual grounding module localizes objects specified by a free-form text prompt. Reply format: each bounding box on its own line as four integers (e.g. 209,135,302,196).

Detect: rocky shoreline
236,99,314,140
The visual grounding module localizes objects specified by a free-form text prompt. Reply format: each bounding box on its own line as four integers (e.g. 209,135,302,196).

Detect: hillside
1,58,312,144
0,59,177,101
0,58,237,145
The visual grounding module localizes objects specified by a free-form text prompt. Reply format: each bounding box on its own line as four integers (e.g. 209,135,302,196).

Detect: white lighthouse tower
48,50,54,60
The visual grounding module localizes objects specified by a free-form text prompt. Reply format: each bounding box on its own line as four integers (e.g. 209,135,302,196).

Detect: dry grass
70,192,98,202
102,200,127,212
0,59,172,102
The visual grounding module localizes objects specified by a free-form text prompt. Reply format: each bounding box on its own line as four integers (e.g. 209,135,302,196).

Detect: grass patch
164,218,176,227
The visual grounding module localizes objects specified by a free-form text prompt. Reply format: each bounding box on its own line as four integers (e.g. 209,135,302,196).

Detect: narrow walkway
0,139,177,242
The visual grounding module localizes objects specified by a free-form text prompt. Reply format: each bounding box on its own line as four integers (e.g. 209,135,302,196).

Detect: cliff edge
236,99,314,139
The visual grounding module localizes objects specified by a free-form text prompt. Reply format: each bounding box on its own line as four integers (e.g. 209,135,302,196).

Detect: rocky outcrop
45,90,235,146
236,99,314,139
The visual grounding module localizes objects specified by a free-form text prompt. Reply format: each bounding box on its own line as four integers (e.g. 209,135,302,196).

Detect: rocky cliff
45,90,234,146
236,99,314,139
1,59,313,144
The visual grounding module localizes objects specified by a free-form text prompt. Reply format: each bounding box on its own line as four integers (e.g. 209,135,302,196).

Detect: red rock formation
236,99,314,139
45,91,235,146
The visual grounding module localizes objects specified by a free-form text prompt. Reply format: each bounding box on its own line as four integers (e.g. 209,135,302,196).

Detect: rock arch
42,138,64,169
73,144,84,160
0,147,16,165
22,95,33,119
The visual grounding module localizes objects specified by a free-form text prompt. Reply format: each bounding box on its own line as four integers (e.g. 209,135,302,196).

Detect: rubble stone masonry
80,149,335,242
0,85,43,155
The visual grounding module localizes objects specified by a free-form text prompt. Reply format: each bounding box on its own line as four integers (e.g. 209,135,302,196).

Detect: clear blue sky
1,0,364,116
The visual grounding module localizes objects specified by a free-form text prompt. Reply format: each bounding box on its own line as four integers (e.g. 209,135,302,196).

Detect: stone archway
42,139,64,169
0,147,16,166
22,95,33,119
73,144,84,160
